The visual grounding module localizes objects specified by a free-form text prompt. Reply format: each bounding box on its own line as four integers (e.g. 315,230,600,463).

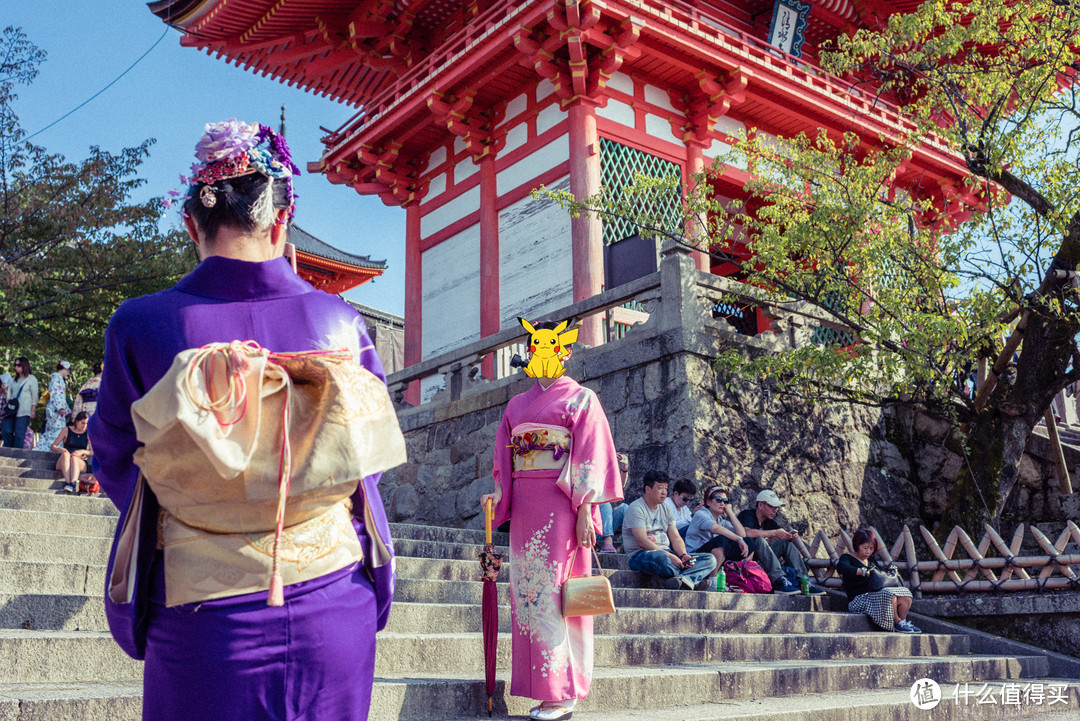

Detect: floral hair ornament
167,119,301,219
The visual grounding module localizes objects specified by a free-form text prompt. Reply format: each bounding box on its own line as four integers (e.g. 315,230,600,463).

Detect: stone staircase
1,445,1078,720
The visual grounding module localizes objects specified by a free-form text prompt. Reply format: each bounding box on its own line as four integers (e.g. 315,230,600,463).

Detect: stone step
440,682,1080,721
0,488,118,516
0,447,57,462
0,630,143,684
393,578,827,612
0,474,68,493
0,560,106,596
0,507,117,538
0,530,111,564
390,521,510,546
0,594,107,632
383,601,877,636
372,630,971,675
0,681,142,721
369,655,1051,721
0,619,973,686
3,677,1073,721
0,454,59,472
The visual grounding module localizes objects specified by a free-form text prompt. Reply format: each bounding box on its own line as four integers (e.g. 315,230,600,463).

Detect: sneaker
660,577,683,591
599,542,617,554
679,576,696,590
772,576,800,595
62,483,75,494
895,620,922,634
693,578,713,591
806,583,826,596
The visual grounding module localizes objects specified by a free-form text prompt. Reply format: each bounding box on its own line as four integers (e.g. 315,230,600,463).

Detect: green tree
0,27,194,366
543,0,1080,531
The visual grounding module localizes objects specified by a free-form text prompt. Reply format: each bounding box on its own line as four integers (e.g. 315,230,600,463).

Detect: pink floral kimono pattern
491,376,623,702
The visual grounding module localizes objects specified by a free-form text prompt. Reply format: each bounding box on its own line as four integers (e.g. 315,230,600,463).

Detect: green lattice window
811,291,856,347
599,138,683,245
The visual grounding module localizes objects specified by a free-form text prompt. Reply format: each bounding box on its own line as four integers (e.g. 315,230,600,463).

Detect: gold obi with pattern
510,423,571,473
130,341,407,607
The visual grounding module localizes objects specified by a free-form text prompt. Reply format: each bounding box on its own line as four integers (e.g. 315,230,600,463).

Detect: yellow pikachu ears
559,327,579,345
518,317,536,334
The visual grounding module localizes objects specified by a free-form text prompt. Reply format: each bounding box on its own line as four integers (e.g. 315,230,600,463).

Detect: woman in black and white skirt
836,528,920,633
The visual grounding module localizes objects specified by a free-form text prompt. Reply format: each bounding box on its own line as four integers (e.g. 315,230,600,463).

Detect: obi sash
128,341,406,608
158,498,362,607
509,422,570,473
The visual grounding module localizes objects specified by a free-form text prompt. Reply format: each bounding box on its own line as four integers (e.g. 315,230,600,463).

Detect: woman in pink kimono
481,320,623,721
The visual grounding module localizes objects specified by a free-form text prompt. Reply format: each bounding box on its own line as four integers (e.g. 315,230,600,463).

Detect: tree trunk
938,298,1076,534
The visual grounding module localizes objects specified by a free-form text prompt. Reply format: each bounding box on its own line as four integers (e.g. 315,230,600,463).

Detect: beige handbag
561,546,616,617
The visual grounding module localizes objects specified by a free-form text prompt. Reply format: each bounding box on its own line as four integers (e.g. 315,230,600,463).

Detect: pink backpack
723,560,772,593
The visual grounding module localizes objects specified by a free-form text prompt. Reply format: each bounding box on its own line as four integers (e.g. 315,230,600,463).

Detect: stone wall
381,248,1080,542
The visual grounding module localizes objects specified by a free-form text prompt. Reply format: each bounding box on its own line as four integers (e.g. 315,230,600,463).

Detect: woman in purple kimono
481,320,623,721
89,120,400,721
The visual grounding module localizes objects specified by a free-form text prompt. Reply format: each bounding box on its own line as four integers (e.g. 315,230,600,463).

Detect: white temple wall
497,174,573,327
421,223,481,361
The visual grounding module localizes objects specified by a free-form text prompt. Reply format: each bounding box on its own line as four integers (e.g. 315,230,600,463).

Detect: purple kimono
491,376,623,702
89,256,395,721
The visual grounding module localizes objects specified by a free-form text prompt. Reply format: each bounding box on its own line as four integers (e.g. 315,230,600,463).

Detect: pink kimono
491,375,623,702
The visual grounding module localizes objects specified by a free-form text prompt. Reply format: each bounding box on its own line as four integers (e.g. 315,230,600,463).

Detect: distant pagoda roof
290,224,387,295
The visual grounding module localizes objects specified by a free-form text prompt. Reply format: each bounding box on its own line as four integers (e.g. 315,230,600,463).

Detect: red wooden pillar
479,155,499,379
567,101,604,347
685,143,710,272
404,202,422,405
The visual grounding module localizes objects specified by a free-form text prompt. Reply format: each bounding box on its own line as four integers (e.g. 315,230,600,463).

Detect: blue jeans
1,415,30,449
599,503,627,538
628,549,717,587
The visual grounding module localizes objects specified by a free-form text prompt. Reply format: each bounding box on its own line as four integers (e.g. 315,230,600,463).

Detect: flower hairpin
165,119,301,217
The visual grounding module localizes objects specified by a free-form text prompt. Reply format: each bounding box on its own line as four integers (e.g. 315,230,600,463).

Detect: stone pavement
1,445,1078,720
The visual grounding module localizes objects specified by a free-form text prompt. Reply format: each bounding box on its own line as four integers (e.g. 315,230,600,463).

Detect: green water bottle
716,567,727,592
799,575,810,596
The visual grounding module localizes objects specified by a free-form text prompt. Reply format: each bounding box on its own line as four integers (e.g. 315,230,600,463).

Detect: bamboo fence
797,520,1080,597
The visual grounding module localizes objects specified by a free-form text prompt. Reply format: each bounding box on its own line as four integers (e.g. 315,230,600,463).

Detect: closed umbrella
479,498,503,717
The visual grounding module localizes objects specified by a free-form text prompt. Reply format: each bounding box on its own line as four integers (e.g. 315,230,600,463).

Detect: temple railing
794,521,1080,598
385,245,845,405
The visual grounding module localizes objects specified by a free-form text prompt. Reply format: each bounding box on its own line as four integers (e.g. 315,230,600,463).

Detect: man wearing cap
737,489,825,595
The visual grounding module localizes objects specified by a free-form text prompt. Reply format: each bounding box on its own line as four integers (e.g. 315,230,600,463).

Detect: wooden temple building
149,0,977,403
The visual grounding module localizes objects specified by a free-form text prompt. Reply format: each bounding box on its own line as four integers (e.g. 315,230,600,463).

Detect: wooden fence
797,521,1080,598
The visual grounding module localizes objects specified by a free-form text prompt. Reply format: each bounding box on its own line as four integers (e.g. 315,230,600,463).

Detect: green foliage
541,0,1080,421
0,27,195,366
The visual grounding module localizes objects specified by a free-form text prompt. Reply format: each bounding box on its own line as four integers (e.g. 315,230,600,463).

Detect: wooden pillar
404,202,422,405
685,143,710,272
567,101,604,347
479,155,500,379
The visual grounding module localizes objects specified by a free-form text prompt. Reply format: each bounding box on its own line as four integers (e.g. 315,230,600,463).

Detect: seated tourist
683,486,750,582
51,412,93,494
737,489,825,595
622,471,716,590
598,452,630,552
662,478,697,540
836,528,920,633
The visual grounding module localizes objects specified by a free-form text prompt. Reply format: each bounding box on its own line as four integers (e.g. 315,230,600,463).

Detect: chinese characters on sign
767,0,811,57
953,682,1071,707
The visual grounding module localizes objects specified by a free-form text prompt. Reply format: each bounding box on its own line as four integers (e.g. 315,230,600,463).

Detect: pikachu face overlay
518,318,579,379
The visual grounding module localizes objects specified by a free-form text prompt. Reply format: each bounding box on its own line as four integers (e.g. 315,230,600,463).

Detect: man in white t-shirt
662,479,697,540
622,471,716,590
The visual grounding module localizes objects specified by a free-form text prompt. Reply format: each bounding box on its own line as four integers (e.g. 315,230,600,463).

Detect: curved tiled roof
290,225,387,271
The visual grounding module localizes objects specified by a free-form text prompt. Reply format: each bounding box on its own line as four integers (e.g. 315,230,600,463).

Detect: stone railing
386,245,854,406
796,521,1080,598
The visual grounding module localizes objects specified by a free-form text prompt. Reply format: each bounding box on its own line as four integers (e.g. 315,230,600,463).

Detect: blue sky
7,2,406,316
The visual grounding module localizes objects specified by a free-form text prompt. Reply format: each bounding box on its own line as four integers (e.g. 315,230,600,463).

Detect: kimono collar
535,375,574,394
175,256,312,301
